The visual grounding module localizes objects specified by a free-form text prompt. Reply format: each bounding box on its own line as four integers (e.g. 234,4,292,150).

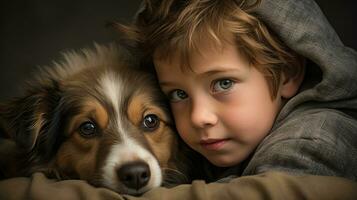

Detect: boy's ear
280,66,306,99
0,80,62,151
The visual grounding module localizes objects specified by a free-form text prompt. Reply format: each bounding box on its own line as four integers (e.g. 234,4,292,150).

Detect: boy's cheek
170,103,187,119
173,114,187,131
171,111,190,135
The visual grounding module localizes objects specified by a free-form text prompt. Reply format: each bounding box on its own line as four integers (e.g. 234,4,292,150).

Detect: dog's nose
117,161,151,190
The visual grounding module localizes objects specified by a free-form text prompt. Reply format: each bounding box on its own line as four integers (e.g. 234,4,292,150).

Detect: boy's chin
205,154,244,168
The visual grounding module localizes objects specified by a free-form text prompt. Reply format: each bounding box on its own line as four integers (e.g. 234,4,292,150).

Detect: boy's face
154,42,283,167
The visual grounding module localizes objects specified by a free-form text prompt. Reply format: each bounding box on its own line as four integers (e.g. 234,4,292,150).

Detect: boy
121,0,357,181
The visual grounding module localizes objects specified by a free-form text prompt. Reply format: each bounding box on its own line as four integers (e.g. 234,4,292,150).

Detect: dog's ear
0,80,62,151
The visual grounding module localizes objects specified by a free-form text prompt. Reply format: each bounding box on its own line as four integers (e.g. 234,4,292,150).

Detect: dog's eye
142,114,160,131
79,121,97,137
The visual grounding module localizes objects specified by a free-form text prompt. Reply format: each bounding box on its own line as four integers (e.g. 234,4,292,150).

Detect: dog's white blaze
102,140,162,194
99,72,127,138
99,72,162,194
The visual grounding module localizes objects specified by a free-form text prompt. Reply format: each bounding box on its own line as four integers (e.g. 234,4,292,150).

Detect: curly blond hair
115,0,304,98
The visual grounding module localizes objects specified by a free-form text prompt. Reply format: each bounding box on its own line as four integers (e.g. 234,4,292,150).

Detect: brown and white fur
0,44,190,195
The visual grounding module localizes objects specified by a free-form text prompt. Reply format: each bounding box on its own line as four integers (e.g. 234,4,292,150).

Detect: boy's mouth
199,138,230,150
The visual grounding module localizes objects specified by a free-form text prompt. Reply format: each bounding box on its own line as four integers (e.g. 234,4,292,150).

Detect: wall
0,0,356,101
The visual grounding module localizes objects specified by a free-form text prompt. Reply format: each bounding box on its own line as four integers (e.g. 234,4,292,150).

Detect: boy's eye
213,79,235,92
169,89,188,101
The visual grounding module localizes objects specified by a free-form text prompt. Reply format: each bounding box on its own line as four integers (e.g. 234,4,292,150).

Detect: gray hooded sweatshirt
240,0,357,180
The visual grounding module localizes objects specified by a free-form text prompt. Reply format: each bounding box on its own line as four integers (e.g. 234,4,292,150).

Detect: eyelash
211,78,236,93
166,78,236,102
167,89,188,102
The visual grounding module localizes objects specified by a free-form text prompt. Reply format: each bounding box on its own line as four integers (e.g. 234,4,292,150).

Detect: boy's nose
190,99,218,128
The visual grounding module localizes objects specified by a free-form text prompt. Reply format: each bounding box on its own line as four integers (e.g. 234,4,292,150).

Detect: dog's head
0,44,186,195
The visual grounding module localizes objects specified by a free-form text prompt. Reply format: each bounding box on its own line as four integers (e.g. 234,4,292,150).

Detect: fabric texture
1,171,357,200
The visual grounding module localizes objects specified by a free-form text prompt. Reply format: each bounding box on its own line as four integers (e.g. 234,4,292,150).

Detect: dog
0,44,191,195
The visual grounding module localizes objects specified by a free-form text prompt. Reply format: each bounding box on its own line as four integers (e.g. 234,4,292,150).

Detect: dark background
0,0,356,101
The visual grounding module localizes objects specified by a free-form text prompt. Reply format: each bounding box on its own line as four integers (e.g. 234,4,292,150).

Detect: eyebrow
198,68,235,76
159,67,240,87
158,81,175,87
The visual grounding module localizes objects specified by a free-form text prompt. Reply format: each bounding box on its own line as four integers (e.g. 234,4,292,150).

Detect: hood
254,0,357,121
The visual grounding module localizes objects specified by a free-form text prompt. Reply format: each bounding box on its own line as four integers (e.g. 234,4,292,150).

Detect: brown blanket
1,172,356,200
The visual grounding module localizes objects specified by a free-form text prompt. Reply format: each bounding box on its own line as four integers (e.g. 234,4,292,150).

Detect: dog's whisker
162,167,186,177
161,167,189,187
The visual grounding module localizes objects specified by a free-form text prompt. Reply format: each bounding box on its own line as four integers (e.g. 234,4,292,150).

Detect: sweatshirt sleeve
242,109,357,179
1,172,357,200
